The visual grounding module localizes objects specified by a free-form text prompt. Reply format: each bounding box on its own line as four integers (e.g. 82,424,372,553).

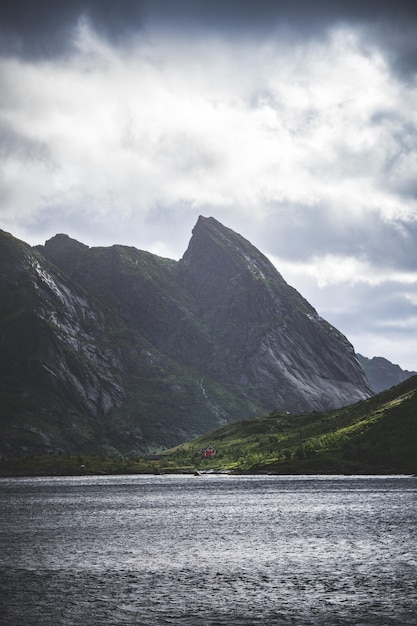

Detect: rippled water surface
1,474,416,625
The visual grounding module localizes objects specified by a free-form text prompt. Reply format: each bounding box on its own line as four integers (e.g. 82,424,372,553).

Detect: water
0,474,416,625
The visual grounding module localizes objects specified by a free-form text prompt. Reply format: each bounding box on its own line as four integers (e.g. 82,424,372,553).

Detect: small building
201,446,216,459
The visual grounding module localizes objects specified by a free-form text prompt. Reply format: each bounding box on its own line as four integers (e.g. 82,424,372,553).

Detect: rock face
357,354,417,393
0,217,372,458
180,217,371,412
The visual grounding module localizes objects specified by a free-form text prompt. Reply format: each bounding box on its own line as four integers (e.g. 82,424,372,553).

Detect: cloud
0,2,417,368
0,0,147,58
2,23,416,227
2,1,417,76
1,21,416,248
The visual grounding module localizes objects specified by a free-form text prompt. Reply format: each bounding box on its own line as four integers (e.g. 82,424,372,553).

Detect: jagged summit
182,216,285,283
0,219,372,458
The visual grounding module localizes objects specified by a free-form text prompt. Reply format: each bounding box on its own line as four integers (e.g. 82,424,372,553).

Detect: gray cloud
2,1,417,69
256,202,417,273
0,0,147,57
153,2,417,81
149,0,417,26
152,2,417,85
0,122,51,162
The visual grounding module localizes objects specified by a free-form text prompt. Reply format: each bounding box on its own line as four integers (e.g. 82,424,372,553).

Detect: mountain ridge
0,217,372,458
357,353,417,393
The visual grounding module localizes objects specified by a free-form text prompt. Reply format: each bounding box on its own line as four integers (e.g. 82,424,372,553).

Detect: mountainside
167,374,417,475
4,374,414,476
0,216,372,458
357,353,417,393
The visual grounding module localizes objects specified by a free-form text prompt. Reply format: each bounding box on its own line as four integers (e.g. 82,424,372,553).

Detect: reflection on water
1,474,416,625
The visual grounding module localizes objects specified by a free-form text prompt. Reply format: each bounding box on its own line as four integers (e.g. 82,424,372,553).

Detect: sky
1,1,417,370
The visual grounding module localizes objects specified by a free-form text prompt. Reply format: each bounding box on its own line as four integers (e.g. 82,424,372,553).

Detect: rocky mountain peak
37,234,89,274
182,215,284,283
179,216,371,412
0,219,373,458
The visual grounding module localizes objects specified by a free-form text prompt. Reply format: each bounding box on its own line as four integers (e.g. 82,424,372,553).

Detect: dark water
0,474,416,625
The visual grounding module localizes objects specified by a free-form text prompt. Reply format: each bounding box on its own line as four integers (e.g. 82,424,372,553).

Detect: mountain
357,354,417,393
0,217,372,459
167,374,417,475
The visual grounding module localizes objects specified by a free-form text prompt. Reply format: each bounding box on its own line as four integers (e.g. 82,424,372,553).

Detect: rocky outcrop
0,217,372,458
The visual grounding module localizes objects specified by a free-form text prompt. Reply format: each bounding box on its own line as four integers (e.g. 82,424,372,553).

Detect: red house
201,446,216,459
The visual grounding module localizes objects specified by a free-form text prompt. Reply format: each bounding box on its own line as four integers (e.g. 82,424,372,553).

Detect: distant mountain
169,374,417,475
357,354,417,393
0,217,372,459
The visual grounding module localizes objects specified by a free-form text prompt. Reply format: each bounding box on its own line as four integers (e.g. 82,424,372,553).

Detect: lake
0,474,416,625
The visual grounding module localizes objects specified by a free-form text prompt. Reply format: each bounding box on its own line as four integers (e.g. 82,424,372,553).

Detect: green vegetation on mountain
1,375,415,476
163,374,417,475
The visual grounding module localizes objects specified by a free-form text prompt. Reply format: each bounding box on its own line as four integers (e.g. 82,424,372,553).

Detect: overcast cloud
1,1,417,369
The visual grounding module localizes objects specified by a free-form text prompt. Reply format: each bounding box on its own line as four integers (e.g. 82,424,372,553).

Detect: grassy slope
1,376,416,476
165,375,417,474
